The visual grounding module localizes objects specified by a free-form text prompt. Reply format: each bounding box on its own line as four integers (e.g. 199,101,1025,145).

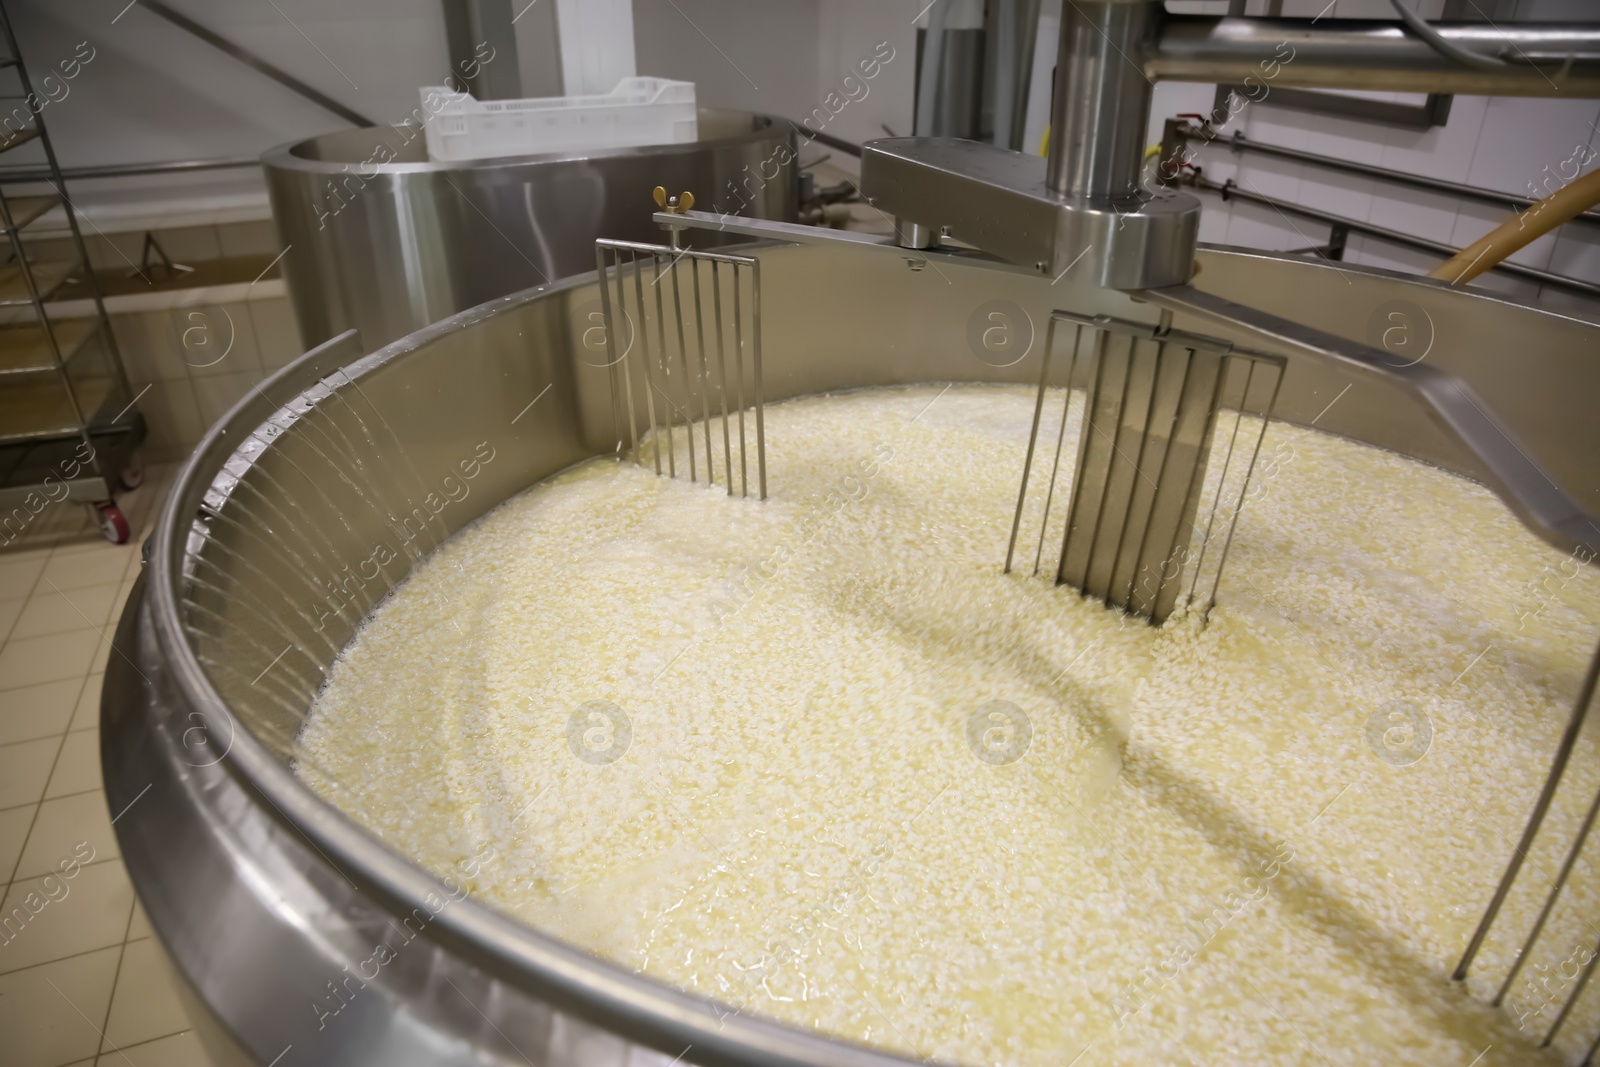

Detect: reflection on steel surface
264,111,797,351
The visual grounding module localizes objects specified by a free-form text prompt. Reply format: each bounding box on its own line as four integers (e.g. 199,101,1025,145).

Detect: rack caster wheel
96,502,130,544
119,458,145,491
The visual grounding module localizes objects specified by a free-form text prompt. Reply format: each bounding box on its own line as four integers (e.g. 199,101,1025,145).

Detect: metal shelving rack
0,0,143,545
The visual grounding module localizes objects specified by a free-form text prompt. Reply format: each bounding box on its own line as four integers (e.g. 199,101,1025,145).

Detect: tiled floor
1,479,221,1067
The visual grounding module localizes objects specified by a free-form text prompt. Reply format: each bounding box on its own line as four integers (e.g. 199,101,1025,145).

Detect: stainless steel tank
263,110,798,350
103,238,1600,1066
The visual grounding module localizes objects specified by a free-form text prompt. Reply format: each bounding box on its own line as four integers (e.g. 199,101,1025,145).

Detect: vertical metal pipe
1205,361,1280,620
750,259,766,502
668,256,695,483
689,260,715,483
595,246,622,451
1035,324,1084,578
711,260,733,496
614,252,639,465
651,254,676,479
732,265,748,498
1046,0,1156,199
1006,316,1060,575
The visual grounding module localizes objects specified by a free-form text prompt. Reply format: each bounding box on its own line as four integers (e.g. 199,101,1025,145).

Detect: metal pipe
1150,16,1600,96
1194,175,1600,300
0,157,260,182
1047,0,1155,198
1179,126,1600,227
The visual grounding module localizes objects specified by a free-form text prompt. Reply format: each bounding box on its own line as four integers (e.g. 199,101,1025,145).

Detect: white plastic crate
420,78,697,163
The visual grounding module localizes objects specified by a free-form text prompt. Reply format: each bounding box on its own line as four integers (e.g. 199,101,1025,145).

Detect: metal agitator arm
848,0,1600,560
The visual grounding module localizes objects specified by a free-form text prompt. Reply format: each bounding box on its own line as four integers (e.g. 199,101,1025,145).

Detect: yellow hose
1430,165,1600,286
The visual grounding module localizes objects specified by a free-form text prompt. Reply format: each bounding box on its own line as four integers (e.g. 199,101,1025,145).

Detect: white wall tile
1232,155,1303,202
1548,227,1600,282
1242,100,1314,153
1463,98,1600,197
1298,112,1391,168
1379,96,1489,182
1225,201,1305,253
1503,231,1563,270
1197,202,1233,244
1298,173,1375,225
1368,186,1461,246
1191,141,1240,186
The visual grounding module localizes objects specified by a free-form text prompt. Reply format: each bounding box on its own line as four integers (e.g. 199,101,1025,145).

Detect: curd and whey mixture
296,385,1600,1066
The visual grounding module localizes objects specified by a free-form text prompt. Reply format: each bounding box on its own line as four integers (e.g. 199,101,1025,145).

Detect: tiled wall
109,294,302,463
84,218,281,272
31,214,305,463
29,215,308,463
30,217,281,273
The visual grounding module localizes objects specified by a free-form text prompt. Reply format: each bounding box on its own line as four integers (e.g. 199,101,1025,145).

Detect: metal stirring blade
595,237,767,499
1006,310,1284,624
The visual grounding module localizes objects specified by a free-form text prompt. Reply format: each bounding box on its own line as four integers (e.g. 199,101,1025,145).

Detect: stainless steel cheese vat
103,237,1600,1066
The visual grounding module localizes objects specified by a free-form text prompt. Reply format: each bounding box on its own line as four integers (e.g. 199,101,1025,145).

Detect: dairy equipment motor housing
107,4,1600,1066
